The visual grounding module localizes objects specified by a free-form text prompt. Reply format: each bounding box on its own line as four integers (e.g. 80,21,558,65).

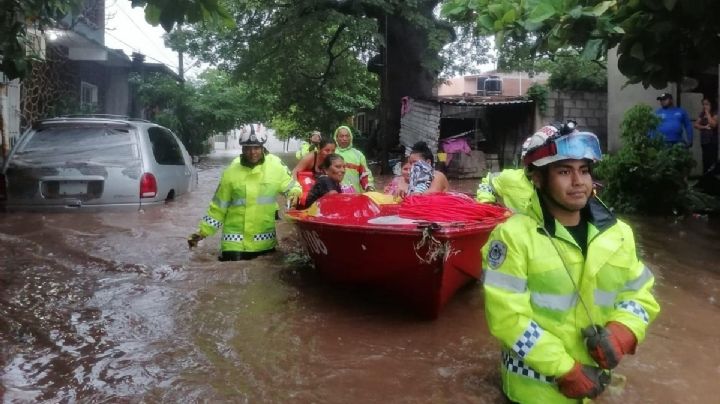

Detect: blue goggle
524,132,602,165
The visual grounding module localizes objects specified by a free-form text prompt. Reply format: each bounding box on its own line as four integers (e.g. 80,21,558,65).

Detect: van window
148,128,185,165
13,126,138,166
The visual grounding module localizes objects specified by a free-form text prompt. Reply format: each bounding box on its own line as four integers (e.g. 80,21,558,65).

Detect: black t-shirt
565,218,588,257
303,175,341,208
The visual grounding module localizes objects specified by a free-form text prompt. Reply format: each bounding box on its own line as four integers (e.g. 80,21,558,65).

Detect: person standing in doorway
693,97,718,174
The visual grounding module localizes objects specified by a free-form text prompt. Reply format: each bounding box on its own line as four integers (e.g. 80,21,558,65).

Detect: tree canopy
0,0,230,80
442,0,720,88
132,69,256,155
168,0,490,158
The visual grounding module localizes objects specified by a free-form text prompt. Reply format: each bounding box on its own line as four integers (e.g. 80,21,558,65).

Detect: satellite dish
680,76,699,91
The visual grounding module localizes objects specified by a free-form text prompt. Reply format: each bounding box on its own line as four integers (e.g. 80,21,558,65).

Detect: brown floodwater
1,152,719,403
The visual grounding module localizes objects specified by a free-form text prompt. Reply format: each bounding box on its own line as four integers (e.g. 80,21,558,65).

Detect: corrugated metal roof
435,97,533,106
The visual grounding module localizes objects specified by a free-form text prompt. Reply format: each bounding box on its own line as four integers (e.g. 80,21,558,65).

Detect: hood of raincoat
333,125,354,152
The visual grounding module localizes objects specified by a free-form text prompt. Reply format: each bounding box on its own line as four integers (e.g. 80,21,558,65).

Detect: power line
104,29,178,71
113,3,173,60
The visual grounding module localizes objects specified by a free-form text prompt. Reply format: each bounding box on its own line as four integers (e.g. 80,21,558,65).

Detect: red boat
286,193,507,318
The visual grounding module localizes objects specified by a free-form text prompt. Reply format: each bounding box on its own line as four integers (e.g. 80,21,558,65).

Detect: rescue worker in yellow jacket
188,130,301,261
295,130,322,160
482,130,660,403
333,126,374,193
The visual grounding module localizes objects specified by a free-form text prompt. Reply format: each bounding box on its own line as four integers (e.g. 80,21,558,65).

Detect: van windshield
12,126,139,166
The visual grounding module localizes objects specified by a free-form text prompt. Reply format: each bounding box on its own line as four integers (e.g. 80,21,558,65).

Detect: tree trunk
377,2,440,173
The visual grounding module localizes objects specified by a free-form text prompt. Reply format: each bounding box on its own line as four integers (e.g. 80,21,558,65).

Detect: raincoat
482,191,660,403
333,126,374,192
197,157,300,253
476,169,534,213
295,141,313,160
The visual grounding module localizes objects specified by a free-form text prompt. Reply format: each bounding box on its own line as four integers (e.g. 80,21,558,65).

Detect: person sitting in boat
333,125,375,193
292,138,337,206
296,130,322,160
301,153,346,209
407,141,449,194
383,157,410,199
292,137,337,181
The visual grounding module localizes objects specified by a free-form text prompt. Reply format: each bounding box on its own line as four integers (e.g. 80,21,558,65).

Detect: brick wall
542,91,608,149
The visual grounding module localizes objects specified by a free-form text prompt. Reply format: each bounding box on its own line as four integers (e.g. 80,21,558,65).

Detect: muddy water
1,153,719,403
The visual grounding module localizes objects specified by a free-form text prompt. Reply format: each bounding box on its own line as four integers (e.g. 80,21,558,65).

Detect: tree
442,0,720,89
171,0,459,164
132,69,258,155
0,0,228,80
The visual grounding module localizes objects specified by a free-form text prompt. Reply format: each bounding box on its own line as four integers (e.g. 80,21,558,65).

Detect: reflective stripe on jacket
198,157,299,253
476,169,533,213
482,191,660,403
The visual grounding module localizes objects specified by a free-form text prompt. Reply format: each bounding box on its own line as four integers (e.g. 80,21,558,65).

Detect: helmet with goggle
239,124,267,146
523,131,602,167
521,125,560,160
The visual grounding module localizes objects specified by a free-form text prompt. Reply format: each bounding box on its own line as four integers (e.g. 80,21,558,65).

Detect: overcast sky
105,0,199,76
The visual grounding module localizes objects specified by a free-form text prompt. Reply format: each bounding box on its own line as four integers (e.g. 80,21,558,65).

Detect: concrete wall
541,90,608,149
607,47,674,153
607,47,713,175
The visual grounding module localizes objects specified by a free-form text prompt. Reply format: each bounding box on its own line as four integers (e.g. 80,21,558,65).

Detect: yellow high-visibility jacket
482,192,660,403
295,141,312,160
476,169,534,213
198,157,299,252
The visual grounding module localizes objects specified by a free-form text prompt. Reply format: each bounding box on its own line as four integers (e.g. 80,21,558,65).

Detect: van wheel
165,190,176,202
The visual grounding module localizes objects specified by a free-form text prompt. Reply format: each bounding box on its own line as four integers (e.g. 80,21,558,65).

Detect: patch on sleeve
487,240,508,269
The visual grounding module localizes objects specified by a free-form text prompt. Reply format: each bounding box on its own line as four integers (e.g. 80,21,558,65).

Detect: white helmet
524,131,603,167
239,124,267,146
521,125,560,160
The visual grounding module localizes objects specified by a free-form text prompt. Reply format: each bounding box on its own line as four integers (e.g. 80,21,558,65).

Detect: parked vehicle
0,116,198,211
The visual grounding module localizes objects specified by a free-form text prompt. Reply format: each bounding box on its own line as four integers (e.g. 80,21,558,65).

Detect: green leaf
630,42,644,60
477,15,494,31
663,0,677,10
568,6,582,19
592,1,616,16
144,4,162,25
581,38,603,60
487,4,505,19
527,3,556,24
501,9,517,25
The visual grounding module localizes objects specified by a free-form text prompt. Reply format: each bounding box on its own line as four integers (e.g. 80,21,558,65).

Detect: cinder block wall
542,91,608,150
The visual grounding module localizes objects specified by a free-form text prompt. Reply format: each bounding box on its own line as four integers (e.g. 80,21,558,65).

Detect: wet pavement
1,152,719,403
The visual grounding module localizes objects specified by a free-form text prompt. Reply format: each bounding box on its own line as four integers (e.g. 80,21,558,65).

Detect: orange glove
583,322,638,369
557,362,610,399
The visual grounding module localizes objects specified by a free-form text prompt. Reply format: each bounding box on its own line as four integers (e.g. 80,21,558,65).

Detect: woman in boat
301,153,345,208
383,157,410,199
407,141,449,194
292,137,337,181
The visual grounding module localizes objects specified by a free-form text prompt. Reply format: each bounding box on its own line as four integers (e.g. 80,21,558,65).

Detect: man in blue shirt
654,93,693,147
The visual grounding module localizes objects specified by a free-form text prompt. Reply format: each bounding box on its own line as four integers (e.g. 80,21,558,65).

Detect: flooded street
1,152,719,403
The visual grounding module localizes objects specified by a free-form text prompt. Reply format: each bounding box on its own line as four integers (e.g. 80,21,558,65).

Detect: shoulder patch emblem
487,240,507,269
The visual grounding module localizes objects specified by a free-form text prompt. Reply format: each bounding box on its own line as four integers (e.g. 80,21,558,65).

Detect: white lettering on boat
301,230,328,255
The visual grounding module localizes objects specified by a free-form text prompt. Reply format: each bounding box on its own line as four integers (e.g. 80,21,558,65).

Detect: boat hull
288,194,503,318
